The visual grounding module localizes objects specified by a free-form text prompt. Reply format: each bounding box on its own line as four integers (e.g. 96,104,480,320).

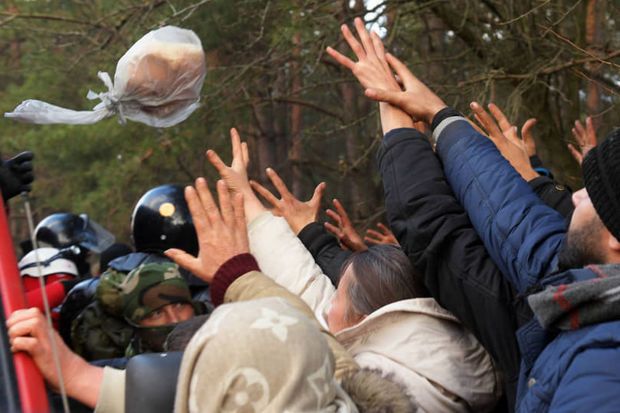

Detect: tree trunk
289,32,304,197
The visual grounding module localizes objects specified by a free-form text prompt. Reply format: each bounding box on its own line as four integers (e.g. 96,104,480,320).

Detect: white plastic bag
5,26,206,128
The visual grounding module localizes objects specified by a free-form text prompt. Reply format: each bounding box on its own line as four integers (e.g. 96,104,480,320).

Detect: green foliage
0,0,618,246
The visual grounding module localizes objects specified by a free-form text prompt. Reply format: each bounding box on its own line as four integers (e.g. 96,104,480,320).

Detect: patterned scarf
528,264,620,330
174,297,358,413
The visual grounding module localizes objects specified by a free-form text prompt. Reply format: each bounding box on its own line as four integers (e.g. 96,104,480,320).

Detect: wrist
210,253,259,306
379,102,414,134
519,166,540,181
426,103,448,125
64,356,103,408
242,189,267,222
290,216,316,235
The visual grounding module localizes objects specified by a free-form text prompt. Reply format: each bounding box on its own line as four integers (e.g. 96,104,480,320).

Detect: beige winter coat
248,212,501,412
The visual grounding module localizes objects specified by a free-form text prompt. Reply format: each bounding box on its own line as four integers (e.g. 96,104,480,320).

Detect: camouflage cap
96,268,128,317
121,262,192,325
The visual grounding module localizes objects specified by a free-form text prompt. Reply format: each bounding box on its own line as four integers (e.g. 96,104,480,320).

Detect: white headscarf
174,297,358,413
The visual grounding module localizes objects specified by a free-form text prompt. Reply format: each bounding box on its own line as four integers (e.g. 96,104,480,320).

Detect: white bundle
5,26,206,128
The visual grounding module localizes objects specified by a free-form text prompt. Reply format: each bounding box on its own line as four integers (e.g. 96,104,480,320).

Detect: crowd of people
1,17,619,413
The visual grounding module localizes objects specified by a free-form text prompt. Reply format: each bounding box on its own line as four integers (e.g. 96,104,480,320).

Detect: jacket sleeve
378,128,528,402
528,176,574,220
547,346,620,412
247,211,336,326
225,270,358,379
297,222,352,286
434,118,567,293
94,367,126,413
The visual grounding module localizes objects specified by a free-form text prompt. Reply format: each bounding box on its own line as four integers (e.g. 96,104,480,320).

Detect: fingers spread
371,32,391,75
385,53,416,87
365,228,384,239
324,221,342,238
568,144,583,164
206,149,228,174
241,142,250,168
326,46,356,70
354,17,376,58
363,235,381,245
195,178,221,223
573,120,586,143
376,222,390,233
325,209,342,226
164,249,201,277
341,24,366,60
186,182,210,234
488,103,513,134
217,180,234,225
266,168,292,199
332,199,351,224
250,180,280,207
470,102,503,143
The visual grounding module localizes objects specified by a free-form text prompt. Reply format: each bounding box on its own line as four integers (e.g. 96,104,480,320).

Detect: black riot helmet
130,184,198,256
34,212,115,254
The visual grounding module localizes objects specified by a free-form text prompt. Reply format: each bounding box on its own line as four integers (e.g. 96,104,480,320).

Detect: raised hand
250,168,326,235
327,17,414,132
326,17,400,92
470,102,539,181
569,117,597,165
206,128,251,195
324,199,367,252
206,128,266,222
166,179,249,283
364,222,399,246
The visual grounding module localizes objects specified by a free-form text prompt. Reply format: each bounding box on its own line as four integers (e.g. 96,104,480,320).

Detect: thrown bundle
5,26,206,128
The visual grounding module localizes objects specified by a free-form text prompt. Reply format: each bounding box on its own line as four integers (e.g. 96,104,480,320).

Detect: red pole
0,197,49,413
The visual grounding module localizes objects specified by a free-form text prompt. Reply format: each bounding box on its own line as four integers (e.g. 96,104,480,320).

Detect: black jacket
378,127,533,410
297,222,351,286
528,176,573,220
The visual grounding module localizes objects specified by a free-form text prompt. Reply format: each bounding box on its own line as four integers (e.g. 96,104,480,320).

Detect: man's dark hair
342,244,428,321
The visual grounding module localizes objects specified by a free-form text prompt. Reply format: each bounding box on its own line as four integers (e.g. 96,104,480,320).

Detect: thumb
310,182,326,206
165,248,201,275
365,88,404,107
522,118,537,141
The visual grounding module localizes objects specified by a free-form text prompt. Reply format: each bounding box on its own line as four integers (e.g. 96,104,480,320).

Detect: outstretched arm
433,102,567,291
354,43,567,292
203,134,336,322
251,168,351,285
7,307,104,409
326,17,415,132
378,127,528,405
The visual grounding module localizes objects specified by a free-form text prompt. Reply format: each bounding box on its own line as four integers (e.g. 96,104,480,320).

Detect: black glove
0,151,34,201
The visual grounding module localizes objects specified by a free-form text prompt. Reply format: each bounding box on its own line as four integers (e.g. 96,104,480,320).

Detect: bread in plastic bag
4,26,206,128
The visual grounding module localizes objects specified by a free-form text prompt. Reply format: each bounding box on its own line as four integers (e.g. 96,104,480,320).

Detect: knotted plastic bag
5,26,206,128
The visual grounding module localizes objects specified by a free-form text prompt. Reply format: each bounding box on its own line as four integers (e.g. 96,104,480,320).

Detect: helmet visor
77,214,115,253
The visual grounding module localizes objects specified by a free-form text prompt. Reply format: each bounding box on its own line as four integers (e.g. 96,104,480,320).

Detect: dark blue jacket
435,117,620,412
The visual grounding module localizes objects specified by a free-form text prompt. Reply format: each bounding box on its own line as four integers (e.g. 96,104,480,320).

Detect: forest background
1,0,618,245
